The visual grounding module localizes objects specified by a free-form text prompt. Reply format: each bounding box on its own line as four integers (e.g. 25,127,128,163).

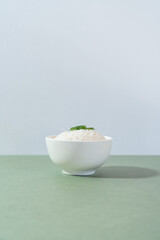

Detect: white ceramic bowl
45,136,112,176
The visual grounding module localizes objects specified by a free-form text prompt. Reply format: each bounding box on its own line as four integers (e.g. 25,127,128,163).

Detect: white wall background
0,0,160,155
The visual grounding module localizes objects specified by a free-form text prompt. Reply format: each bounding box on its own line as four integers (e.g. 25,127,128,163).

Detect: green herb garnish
69,125,95,131
87,127,95,130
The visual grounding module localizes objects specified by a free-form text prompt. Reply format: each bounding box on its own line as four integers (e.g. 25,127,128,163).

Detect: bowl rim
45,135,112,143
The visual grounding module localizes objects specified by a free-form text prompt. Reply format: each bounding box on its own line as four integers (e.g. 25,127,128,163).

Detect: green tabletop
0,156,160,240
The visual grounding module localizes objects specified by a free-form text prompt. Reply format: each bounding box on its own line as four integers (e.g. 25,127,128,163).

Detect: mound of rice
55,130,106,141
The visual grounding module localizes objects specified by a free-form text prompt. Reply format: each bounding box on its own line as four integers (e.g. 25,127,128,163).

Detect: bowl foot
62,170,95,176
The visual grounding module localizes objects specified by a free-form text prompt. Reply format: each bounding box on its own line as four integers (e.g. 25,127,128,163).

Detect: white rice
55,130,106,141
